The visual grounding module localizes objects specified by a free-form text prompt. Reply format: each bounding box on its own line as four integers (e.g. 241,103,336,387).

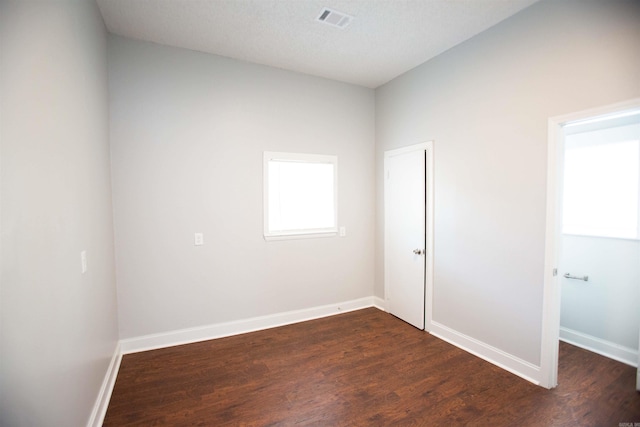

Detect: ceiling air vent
316,8,353,29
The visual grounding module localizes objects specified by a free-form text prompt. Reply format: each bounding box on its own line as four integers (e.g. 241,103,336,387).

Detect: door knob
413,249,424,255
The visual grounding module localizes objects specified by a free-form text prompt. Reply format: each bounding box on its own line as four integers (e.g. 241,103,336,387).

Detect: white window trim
562,233,640,243
263,151,338,241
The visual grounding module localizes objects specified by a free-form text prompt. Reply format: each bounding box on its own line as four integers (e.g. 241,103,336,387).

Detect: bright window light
264,152,337,239
563,139,639,239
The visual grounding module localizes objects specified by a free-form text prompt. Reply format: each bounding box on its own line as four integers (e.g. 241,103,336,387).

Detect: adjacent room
1,0,639,425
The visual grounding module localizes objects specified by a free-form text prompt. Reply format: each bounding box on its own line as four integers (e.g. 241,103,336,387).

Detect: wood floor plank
104,308,640,426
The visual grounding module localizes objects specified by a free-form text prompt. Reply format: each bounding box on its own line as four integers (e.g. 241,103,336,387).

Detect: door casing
541,98,640,389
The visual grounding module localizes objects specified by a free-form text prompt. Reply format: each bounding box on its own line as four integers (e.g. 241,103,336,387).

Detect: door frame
384,141,434,331
541,98,640,389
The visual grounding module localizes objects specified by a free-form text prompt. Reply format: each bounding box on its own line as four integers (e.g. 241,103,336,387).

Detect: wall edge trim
560,326,638,367
372,296,386,311
87,342,123,427
120,296,379,355
430,321,541,385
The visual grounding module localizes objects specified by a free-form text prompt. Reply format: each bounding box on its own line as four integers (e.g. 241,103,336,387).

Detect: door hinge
553,268,558,277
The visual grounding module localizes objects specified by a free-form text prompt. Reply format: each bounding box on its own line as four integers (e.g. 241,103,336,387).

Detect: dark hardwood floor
104,308,640,426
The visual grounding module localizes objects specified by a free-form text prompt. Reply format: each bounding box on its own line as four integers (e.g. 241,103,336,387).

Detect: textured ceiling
97,0,539,88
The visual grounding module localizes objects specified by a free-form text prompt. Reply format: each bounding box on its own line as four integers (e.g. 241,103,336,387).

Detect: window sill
562,233,640,242
264,231,338,241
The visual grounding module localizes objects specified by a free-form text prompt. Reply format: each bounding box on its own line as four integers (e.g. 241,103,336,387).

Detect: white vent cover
316,8,353,29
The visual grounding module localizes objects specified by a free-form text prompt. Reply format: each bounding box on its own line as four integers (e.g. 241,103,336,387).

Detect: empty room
1,0,639,425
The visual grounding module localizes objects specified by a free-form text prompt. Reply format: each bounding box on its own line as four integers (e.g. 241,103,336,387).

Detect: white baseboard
87,342,123,427
91,298,553,425
560,326,638,367
372,296,385,311
429,321,541,385
86,297,382,426
120,296,380,354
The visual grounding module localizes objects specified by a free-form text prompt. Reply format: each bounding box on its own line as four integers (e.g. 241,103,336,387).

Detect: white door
384,145,426,329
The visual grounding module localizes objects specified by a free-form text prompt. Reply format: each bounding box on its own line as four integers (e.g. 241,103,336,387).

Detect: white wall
0,1,119,426
108,36,376,340
560,235,639,361
375,0,640,373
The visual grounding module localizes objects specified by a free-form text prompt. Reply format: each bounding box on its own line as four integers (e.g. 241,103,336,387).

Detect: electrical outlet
81,251,87,274
194,233,204,246
339,226,346,237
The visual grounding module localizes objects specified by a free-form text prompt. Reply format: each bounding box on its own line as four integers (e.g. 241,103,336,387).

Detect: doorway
384,142,434,330
541,99,640,389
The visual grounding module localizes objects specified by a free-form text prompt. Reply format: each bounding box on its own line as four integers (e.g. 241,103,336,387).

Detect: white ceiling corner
96,0,540,88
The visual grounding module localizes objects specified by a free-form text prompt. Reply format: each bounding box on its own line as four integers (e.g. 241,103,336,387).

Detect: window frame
263,151,338,241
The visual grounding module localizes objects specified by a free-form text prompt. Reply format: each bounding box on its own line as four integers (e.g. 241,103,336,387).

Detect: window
263,152,337,239
562,124,640,239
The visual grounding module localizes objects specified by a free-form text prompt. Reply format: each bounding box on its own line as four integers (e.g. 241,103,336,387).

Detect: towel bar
563,273,588,281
